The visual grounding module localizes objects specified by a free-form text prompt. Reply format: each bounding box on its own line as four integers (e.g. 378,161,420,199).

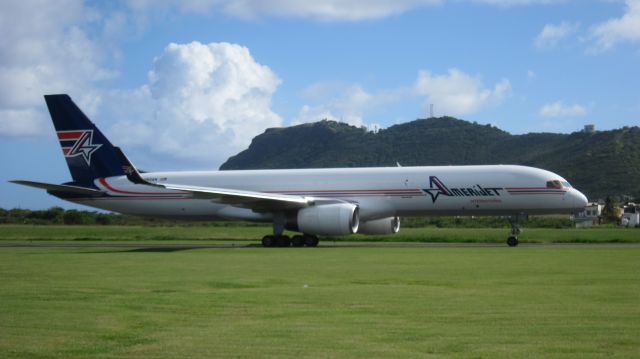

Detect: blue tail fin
44,94,125,185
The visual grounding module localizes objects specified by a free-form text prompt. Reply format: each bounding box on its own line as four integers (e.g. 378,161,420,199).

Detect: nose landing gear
507,214,528,247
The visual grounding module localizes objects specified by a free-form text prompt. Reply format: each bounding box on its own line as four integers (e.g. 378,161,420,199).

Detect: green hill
220,118,640,200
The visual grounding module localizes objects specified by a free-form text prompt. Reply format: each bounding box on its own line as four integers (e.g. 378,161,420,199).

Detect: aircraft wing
112,146,318,210
10,180,104,196
155,182,314,210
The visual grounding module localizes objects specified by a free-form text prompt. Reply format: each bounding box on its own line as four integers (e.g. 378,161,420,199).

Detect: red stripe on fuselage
268,189,423,194
507,192,566,195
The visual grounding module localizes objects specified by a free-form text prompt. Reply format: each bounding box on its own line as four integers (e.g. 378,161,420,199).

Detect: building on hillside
621,203,640,227
575,202,603,227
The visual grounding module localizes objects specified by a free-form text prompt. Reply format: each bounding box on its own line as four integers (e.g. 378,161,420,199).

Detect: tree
601,196,620,224
95,213,111,225
62,210,85,225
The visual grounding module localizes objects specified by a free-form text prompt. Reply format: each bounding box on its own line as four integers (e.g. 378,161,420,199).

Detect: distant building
583,124,596,133
575,202,603,227
622,203,640,227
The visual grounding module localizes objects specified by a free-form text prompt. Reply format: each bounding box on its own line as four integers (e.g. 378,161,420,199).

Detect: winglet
113,147,148,185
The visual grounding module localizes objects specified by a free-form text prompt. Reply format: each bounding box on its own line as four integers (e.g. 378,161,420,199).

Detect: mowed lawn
1,245,639,358
1,224,639,243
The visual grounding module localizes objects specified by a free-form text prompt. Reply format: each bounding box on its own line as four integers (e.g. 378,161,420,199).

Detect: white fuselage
69,165,588,221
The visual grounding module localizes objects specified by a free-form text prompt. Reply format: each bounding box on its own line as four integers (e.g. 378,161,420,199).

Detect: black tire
276,235,291,247
507,236,518,247
291,235,304,247
262,235,275,247
304,235,319,247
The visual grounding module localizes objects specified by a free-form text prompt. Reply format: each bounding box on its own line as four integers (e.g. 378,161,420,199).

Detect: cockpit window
546,180,563,189
546,180,571,189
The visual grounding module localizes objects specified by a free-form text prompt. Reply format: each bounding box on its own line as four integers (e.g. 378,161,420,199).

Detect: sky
1,0,639,209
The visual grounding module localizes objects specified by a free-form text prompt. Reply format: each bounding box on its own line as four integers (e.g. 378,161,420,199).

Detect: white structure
622,204,639,227
575,202,603,227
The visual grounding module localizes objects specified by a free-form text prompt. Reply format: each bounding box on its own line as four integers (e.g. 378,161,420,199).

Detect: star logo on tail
57,130,102,166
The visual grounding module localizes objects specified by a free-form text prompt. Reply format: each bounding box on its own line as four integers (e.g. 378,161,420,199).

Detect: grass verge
0,224,638,243
1,246,638,358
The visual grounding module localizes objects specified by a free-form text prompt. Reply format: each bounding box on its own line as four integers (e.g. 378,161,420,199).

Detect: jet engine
358,216,400,235
288,203,359,236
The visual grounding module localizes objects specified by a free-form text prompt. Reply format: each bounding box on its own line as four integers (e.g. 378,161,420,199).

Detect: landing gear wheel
261,235,276,247
304,235,319,247
276,235,291,247
291,235,305,247
506,214,527,247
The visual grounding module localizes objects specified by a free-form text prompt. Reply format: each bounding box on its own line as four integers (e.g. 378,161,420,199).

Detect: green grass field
1,244,639,357
1,226,639,358
0,224,639,244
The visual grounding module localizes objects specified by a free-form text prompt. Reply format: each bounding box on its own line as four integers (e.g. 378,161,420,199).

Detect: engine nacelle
290,203,359,236
358,216,400,235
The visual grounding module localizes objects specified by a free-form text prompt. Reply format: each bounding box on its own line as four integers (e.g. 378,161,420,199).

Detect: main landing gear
507,214,528,247
261,234,319,248
263,213,320,247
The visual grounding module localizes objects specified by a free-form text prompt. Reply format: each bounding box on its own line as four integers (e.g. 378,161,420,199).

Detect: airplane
11,94,588,247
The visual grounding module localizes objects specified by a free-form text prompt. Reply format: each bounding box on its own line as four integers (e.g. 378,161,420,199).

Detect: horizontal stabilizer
10,180,104,196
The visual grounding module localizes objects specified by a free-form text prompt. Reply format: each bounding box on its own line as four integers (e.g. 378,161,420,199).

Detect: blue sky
1,0,639,209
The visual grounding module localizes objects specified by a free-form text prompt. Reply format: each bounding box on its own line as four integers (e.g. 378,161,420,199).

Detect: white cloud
0,108,49,137
0,0,117,137
474,0,565,6
127,0,563,21
527,70,536,80
107,41,282,164
414,69,511,116
589,0,640,52
534,21,579,49
539,101,587,117
219,0,442,21
294,83,398,129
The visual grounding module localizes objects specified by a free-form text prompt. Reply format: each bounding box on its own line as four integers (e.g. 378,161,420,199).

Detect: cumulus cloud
294,82,398,129
539,101,587,117
0,0,117,137
589,0,640,52
107,41,282,164
534,21,579,49
414,69,511,116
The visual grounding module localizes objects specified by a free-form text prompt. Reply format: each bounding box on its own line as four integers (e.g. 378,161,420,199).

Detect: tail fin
44,94,124,185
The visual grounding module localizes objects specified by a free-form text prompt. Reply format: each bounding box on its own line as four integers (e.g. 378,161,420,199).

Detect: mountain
220,117,640,200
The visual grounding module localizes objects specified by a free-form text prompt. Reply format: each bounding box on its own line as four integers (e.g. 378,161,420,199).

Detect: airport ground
1,224,639,244
1,226,639,358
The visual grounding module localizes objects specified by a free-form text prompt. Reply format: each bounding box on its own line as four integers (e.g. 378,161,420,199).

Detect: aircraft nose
572,189,588,210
